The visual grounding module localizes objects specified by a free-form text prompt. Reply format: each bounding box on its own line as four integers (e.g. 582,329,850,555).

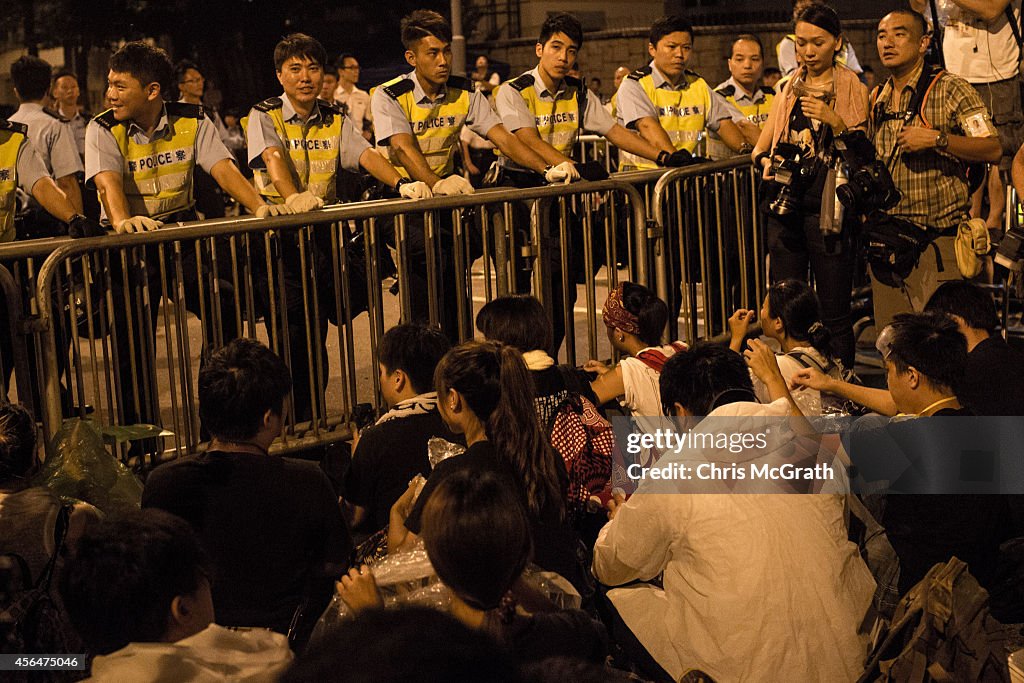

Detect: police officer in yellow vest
495,13,682,352
708,34,776,161
86,41,286,431
371,9,561,340
247,33,428,422
0,121,103,399
615,17,758,171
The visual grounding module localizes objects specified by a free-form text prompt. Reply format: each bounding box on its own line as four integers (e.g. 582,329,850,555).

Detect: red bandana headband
602,284,642,336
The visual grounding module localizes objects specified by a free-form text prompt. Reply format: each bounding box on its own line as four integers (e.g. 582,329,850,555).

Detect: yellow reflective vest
377,75,472,178
619,67,712,171
248,97,344,203
0,120,27,243
502,73,587,157
715,83,775,129
94,102,203,220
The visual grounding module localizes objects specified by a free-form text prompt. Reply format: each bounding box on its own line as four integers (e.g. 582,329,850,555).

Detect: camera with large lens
767,142,818,216
833,130,901,216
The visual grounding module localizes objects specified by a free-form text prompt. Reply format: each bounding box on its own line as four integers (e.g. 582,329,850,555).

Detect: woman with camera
752,3,868,367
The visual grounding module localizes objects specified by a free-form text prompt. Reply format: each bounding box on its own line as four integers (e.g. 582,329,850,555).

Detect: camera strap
873,64,945,171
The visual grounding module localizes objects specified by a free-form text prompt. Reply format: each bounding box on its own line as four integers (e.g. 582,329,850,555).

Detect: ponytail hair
621,282,668,347
435,341,565,519
766,279,834,361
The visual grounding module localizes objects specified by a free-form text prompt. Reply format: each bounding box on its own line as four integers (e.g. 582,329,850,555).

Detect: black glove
657,149,694,167
67,214,106,238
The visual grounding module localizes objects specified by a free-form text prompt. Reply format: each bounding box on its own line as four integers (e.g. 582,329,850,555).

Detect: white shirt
593,399,874,682
938,0,1021,82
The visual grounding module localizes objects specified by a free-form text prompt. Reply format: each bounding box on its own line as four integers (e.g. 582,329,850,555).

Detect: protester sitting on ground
389,340,583,592
280,607,521,683
728,279,850,414
477,295,614,525
592,344,874,682
585,282,686,420
60,508,292,680
923,280,1024,416
339,470,607,666
0,402,99,655
142,338,352,638
343,323,458,535
842,312,1011,595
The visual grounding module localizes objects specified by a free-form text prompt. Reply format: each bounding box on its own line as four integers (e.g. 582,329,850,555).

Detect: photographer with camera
867,10,1000,329
752,3,868,367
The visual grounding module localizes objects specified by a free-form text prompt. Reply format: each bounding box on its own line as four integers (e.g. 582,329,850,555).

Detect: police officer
371,9,564,341
0,121,101,400
86,41,289,431
10,55,85,239
247,32,429,423
615,16,756,171
494,12,675,353
709,34,775,161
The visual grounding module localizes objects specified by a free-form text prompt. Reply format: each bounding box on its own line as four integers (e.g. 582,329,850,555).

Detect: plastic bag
427,437,464,469
32,418,143,514
310,546,446,642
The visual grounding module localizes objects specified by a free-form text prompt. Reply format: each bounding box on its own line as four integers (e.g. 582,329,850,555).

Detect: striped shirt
869,63,996,232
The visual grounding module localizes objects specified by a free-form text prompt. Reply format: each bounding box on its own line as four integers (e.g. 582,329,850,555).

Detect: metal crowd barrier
12,179,647,461
650,157,765,344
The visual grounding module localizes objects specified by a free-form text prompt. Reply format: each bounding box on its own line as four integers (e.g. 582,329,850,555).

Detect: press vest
619,67,712,171
0,120,27,243
377,75,472,178
249,97,344,203
503,73,586,157
94,102,202,220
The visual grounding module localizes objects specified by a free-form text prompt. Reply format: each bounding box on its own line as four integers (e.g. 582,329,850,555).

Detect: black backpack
0,504,82,668
858,557,1012,683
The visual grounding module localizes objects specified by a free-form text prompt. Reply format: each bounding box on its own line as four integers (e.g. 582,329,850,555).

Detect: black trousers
763,208,855,367
109,211,238,430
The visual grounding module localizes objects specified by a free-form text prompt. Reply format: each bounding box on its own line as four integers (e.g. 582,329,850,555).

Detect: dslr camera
995,228,1024,271
833,130,901,216
766,142,819,216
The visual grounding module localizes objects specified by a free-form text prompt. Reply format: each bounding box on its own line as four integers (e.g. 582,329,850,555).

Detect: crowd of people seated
2,273,1023,681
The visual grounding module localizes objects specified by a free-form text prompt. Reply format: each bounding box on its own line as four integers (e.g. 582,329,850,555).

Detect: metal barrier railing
651,157,765,344
18,179,647,459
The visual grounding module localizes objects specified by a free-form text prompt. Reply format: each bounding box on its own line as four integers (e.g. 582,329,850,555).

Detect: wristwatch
935,130,949,151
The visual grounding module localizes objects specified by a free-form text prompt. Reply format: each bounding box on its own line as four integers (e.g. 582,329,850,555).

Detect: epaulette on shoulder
759,85,776,96
93,109,119,131
446,75,473,92
716,84,736,98
253,97,283,113
42,107,69,122
626,66,652,82
382,78,415,100
317,98,343,115
508,74,534,92
166,101,204,119
564,75,583,90
0,119,27,135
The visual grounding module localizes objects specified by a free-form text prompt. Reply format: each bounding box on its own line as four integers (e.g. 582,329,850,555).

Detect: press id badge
961,111,997,138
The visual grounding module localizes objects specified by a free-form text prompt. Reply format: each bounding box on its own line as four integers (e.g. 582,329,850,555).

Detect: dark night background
0,0,449,110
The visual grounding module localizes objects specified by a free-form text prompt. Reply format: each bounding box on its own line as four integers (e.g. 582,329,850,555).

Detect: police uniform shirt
371,71,501,145
246,94,369,175
4,134,49,194
713,76,772,127
65,109,90,159
615,60,735,134
85,103,232,220
495,65,615,138
9,103,84,179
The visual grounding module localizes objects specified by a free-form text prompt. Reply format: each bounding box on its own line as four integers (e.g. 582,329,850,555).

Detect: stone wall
474,20,881,97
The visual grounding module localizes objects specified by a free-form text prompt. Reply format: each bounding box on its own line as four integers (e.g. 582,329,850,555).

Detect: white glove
284,190,325,213
544,161,579,185
115,216,163,233
431,175,475,196
254,203,295,218
398,180,433,200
